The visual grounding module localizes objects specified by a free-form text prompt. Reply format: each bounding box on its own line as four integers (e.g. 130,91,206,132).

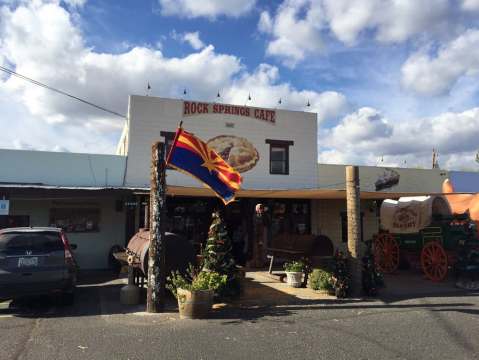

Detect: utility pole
346,166,362,297
432,148,439,169
147,142,166,313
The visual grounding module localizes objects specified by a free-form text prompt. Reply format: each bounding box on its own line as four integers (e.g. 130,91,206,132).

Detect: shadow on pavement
2,269,479,322
0,271,176,319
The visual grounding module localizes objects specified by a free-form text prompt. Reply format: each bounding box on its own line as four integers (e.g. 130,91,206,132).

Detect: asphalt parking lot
1,272,479,360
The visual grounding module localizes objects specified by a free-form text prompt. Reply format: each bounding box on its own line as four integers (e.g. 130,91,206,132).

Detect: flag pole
165,121,183,166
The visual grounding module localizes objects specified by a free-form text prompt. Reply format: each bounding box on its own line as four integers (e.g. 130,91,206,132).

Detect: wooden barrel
177,288,213,319
126,230,196,276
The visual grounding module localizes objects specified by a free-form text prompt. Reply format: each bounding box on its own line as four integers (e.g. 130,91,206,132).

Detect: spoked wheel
374,232,400,274
421,241,448,282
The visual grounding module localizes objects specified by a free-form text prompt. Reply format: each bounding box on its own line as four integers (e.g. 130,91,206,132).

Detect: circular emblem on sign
392,206,418,230
207,135,259,173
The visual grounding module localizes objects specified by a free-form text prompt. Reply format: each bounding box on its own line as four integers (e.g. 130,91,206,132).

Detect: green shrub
309,268,334,292
283,260,305,272
166,264,227,299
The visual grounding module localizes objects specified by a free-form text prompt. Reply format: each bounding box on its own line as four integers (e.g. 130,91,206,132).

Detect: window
340,211,364,243
0,232,63,252
50,208,101,233
271,200,311,237
265,139,294,175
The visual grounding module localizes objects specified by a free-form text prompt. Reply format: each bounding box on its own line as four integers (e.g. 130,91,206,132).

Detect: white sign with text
0,200,9,215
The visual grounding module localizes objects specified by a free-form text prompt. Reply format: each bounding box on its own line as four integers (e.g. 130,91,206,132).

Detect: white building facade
0,95,472,269
118,96,318,191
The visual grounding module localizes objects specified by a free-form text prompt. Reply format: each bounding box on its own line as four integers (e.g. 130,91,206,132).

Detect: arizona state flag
166,127,242,204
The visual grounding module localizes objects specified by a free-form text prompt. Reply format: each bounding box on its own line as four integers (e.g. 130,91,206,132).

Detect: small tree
202,211,240,297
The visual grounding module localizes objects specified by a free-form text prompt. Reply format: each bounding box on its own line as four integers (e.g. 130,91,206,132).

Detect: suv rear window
0,232,63,252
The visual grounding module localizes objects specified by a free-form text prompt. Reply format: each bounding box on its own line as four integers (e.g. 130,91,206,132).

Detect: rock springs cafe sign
182,101,276,124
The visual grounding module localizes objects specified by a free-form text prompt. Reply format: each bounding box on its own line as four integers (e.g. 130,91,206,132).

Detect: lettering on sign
183,101,276,124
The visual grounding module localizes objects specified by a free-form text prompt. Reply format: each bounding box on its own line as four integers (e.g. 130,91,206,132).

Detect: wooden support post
346,166,362,297
147,142,166,313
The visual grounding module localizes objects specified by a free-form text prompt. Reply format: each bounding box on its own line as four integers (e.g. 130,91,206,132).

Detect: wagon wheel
421,241,448,282
374,233,400,274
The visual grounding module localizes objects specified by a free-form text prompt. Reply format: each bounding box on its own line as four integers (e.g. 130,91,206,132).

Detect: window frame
265,139,294,175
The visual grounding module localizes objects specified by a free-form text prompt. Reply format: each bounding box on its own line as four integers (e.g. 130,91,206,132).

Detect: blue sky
1,0,479,170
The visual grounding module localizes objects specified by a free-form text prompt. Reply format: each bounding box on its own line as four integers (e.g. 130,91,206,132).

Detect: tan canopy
380,196,451,234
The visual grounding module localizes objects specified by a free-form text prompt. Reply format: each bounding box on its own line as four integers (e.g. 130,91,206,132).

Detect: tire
60,291,75,306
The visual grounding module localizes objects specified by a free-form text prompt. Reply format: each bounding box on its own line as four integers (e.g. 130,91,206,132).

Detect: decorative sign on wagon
183,101,276,124
380,196,452,234
392,206,418,231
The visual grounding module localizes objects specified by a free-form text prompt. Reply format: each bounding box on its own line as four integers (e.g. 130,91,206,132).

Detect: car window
0,232,63,252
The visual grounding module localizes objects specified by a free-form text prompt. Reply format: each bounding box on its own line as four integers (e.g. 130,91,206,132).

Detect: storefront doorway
159,196,253,265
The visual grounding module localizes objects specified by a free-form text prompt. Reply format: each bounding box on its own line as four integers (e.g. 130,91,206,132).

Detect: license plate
18,257,38,267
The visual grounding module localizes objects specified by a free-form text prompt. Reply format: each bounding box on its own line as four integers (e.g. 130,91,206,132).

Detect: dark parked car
0,227,78,304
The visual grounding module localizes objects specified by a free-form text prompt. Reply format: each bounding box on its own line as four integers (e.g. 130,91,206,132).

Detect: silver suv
0,227,78,305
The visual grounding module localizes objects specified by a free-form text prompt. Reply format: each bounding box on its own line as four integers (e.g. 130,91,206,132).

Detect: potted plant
167,265,227,319
283,260,305,287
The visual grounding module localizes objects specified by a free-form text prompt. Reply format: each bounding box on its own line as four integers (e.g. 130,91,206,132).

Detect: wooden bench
266,233,315,286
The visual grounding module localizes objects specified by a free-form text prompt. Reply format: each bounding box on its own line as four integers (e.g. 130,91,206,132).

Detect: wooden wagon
374,196,479,282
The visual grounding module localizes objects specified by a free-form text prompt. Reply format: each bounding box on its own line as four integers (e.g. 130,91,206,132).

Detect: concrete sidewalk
236,271,335,306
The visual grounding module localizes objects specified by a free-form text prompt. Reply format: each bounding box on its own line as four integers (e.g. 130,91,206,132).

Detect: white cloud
258,11,272,33
401,29,479,96
0,0,347,153
321,0,376,45
260,0,451,65
319,107,479,170
63,0,86,7
258,0,323,67
159,0,256,19
326,107,392,144
181,31,205,50
0,1,243,121
462,0,479,11
372,0,449,43
222,63,348,122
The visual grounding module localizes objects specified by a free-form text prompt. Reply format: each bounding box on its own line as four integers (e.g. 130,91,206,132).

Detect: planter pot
177,288,214,319
285,271,303,288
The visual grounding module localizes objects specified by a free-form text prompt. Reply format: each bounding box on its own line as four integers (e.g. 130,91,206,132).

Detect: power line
0,65,126,119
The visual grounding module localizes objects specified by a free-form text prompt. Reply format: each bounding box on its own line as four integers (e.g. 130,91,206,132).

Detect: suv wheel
60,291,75,306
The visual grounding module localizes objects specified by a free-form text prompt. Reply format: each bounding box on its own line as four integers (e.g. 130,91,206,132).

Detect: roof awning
1,183,474,200
165,185,473,200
